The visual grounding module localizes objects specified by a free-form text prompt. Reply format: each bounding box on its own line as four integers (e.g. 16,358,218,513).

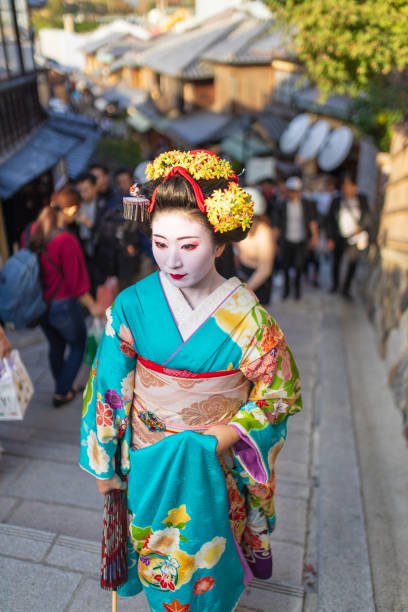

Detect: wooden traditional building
0,0,100,260
0,0,45,262
363,123,408,439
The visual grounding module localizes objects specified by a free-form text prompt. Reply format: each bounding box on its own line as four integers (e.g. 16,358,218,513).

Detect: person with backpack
26,186,105,407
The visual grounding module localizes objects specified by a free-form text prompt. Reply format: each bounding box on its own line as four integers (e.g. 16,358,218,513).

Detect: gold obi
131,357,251,449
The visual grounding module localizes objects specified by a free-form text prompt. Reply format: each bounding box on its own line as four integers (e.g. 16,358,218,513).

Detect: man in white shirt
76,173,99,257
326,173,370,300
276,177,319,300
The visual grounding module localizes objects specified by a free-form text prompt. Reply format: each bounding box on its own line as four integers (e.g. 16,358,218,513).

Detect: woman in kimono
80,150,302,612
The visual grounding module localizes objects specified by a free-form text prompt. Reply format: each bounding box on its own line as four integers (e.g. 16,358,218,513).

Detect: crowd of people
234,170,371,305
3,159,370,410
18,163,156,408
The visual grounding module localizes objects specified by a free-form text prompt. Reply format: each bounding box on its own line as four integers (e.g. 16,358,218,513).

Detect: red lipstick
170,273,186,280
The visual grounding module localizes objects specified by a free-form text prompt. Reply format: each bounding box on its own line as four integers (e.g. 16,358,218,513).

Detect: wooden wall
212,64,272,112
379,125,408,254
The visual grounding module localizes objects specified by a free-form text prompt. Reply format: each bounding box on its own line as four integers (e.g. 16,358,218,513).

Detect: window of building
0,0,35,78
0,17,8,80
1,0,21,75
15,0,34,72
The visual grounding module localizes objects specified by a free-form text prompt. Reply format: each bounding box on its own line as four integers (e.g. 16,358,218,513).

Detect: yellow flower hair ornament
145,149,238,182
205,182,254,233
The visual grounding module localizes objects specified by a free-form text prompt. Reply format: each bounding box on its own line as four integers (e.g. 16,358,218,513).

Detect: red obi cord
138,354,240,379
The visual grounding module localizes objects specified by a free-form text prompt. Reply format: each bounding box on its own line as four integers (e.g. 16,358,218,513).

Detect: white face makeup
152,212,219,289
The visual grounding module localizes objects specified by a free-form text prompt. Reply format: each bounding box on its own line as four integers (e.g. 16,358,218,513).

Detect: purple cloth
231,425,267,484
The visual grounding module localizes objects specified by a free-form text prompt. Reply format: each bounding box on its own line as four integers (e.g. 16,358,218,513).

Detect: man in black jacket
326,172,370,300
274,176,319,300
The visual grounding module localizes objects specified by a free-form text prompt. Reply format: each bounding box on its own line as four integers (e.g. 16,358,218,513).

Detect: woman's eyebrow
152,234,200,240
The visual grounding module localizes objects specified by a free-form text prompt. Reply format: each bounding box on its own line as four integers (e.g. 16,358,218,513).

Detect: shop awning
0,113,100,198
0,124,78,199
220,131,273,163
127,111,154,133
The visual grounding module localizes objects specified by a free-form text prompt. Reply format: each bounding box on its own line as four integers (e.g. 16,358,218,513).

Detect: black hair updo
142,175,250,245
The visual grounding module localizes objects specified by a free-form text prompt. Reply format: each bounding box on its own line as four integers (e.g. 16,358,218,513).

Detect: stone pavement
0,285,406,611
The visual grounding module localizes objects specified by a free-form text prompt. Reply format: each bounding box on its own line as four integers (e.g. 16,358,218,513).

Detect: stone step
317,306,375,611
0,522,306,611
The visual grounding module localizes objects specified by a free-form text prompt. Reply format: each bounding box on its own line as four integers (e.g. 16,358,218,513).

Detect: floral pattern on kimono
80,297,137,479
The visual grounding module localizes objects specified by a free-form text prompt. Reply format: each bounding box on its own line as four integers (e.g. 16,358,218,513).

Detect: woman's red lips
169,273,186,279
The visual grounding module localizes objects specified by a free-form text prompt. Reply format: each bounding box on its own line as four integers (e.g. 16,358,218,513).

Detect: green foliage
348,80,407,151
31,0,65,30
266,0,408,96
32,0,132,31
265,0,408,149
95,136,142,170
74,21,101,33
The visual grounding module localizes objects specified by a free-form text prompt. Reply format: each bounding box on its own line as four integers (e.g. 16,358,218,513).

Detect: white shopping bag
0,349,34,420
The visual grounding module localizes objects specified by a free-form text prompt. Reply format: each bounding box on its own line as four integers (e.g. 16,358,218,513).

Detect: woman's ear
215,244,225,258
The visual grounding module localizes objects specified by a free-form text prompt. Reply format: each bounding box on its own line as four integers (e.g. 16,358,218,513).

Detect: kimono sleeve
79,297,136,480
229,307,302,484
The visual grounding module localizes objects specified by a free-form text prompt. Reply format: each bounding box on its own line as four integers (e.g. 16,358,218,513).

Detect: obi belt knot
131,356,251,448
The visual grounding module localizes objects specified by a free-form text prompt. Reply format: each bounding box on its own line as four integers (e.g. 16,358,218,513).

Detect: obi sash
131,356,251,449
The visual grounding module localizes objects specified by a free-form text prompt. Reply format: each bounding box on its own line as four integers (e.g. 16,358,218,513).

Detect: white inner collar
159,272,242,342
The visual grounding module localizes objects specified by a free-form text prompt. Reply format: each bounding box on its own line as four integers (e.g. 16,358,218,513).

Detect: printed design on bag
130,505,225,593
0,350,34,419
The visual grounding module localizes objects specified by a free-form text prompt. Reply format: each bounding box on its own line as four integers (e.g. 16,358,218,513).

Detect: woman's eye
181,244,198,251
154,241,167,249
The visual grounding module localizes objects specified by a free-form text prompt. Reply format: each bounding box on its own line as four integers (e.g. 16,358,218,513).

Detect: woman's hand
79,292,105,318
203,425,240,455
0,326,11,359
90,302,106,318
96,474,126,495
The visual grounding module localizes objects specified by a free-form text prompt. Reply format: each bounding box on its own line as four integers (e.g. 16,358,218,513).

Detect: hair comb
123,184,151,222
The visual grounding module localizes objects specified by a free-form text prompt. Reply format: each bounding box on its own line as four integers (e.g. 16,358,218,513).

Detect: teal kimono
80,272,302,611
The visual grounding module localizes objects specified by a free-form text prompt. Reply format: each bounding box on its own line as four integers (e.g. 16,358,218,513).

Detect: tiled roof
137,16,242,78
80,32,127,55
294,87,351,119
96,83,147,109
256,113,288,141
163,111,235,146
47,112,101,179
202,19,271,64
181,60,214,80
220,130,273,163
128,103,235,147
202,20,294,65
98,38,150,65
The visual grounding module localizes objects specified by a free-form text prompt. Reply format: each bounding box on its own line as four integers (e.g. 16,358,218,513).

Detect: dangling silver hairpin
123,183,151,222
